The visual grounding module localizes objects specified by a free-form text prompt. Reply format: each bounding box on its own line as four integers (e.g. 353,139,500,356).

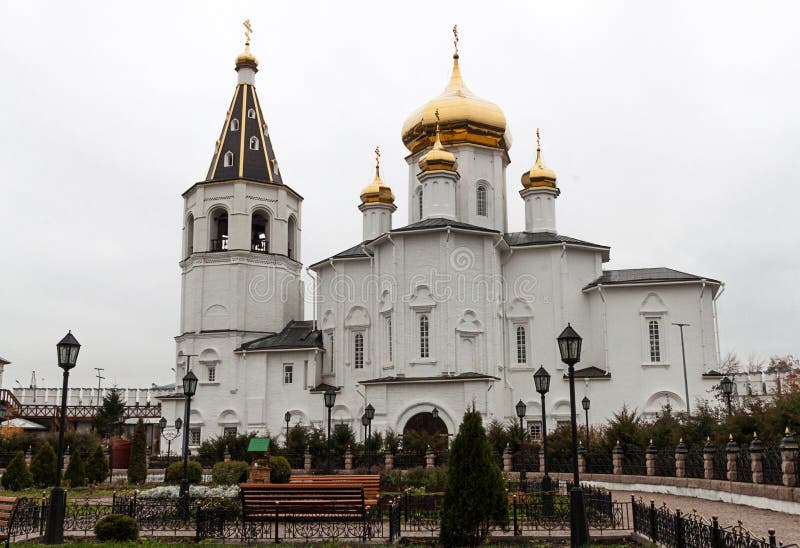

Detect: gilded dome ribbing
360,148,395,205
521,129,557,189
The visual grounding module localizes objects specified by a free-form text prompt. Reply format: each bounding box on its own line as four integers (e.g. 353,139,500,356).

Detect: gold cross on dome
244,19,253,46
536,128,541,150
374,146,381,173
453,25,459,56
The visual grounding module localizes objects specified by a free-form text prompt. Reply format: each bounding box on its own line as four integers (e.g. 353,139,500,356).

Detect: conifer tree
30,441,57,488
1,450,33,491
86,444,109,484
65,450,87,487
127,418,147,483
440,408,508,546
93,388,125,438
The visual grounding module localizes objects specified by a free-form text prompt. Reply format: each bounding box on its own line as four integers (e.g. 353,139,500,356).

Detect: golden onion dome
521,129,557,189
418,118,456,172
360,148,395,205
401,53,508,154
235,44,259,70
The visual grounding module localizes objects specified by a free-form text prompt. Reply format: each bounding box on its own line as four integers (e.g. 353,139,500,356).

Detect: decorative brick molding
703,439,715,480
780,430,798,488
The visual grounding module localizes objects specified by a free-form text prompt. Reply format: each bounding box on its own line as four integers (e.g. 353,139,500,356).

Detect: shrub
94,514,139,542
270,456,291,483
165,460,203,484
86,444,109,484
212,461,249,485
65,451,86,488
198,433,257,466
1,451,33,491
30,441,57,488
128,418,147,483
440,409,507,546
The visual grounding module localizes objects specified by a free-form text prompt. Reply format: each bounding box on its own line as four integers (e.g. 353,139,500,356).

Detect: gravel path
613,490,800,544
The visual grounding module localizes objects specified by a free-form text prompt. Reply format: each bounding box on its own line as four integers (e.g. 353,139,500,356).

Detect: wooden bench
288,474,381,506
239,484,369,542
0,496,21,548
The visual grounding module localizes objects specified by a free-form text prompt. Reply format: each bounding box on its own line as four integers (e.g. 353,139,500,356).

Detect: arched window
223,151,234,167
516,325,527,364
476,185,488,216
418,187,424,219
249,136,259,150
251,210,270,253
185,214,194,256
648,320,661,362
230,118,239,131
287,215,297,260
419,314,430,358
247,108,256,119
209,208,229,252
354,333,364,369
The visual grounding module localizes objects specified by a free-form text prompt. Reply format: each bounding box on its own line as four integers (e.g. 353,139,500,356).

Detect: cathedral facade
159,35,724,452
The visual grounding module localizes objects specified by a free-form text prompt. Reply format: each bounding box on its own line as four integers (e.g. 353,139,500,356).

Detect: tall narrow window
251,210,270,253
189,428,201,446
476,185,488,216
386,316,393,363
648,319,661,362
186,214,194,256
419,315,430,358
249,136,260,150
207,365,216,382
516,325,527,365
223,151,234,167
230,118,239,131
354,333,364,369
247,108,256,119
283,364,293,384
418,188,424,219
287,216,297,260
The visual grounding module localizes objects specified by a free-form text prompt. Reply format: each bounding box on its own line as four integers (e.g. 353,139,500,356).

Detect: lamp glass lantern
182,371,198,397
361,414,368,427
284,411,291,423
534,366,551,395
431,407,439,420
582,397,591,411
324,389,336,409
56,331,81,371
365,403,375,421
159,417,167,430
515,399,527,419
175,417,183,431
557,324,582,365
720,376,734,396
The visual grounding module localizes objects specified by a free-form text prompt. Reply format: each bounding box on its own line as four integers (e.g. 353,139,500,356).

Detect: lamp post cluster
324,389,336,473
159,416,182,464
179,363,198,514
533,365,553,516
720,375,734,417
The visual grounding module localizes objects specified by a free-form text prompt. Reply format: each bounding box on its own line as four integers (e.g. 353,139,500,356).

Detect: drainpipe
712,283,725,366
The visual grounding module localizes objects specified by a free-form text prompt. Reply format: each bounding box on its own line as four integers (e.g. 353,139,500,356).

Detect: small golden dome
401,54,508,154
521,129,557,189
418,113,456,172
236,20,258,70
360,147,395,205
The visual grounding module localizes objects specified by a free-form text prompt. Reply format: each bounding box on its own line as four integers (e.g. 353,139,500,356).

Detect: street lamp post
558,324,589,548
365,403,375,468
324,389,336,473
179,370,198,512
44,331,80,545
581,397,591,453
515,399,527,489
534,365,553,516
159,417,182,465
361,414,368,448
284,411,291,445
720,376,734,417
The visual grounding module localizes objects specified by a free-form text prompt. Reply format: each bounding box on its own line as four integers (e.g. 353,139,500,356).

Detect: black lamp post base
44,487,67,544
569,486,590,547
178,479,190,518
541,474,554,517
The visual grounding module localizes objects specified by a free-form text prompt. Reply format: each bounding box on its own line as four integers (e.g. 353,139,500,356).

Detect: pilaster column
303,446,312,472
749,434,764,484
344,445,353,471
703,438,716,480
725,435,739,482
780,429,798,487
425,446,435,469
675,439,688,478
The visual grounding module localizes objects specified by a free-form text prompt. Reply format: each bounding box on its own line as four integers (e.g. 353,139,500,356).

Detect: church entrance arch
402,412,449,453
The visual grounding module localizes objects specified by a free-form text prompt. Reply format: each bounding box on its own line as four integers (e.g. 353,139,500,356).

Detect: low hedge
165,460,203,484
94,514,139,541
211,460,249,485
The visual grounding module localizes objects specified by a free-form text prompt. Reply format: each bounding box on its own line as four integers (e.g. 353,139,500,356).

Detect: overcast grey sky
1,1,798,388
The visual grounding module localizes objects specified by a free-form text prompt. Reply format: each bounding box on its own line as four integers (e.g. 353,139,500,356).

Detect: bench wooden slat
240,484,367,523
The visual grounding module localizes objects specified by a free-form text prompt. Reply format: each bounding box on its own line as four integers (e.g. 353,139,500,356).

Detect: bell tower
176,22,304,373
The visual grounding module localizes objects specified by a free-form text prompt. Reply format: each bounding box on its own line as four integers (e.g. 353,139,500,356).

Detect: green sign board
247,437,270,453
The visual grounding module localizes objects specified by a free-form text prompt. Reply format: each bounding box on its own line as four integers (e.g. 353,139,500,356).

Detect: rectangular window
386,316,393,363
556,420,571,430
284,364,293,384
223,426,237,437
648,319,661,362
516,326,527,365
527,421,542,440
189,427,201,446
419,314,430,358
354,333,364,369
207,365,216,382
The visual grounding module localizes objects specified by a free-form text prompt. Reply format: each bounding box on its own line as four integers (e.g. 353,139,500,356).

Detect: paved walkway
613,490,800,544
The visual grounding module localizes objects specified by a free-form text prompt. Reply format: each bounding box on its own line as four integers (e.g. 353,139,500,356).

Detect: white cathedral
159,32,725,452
